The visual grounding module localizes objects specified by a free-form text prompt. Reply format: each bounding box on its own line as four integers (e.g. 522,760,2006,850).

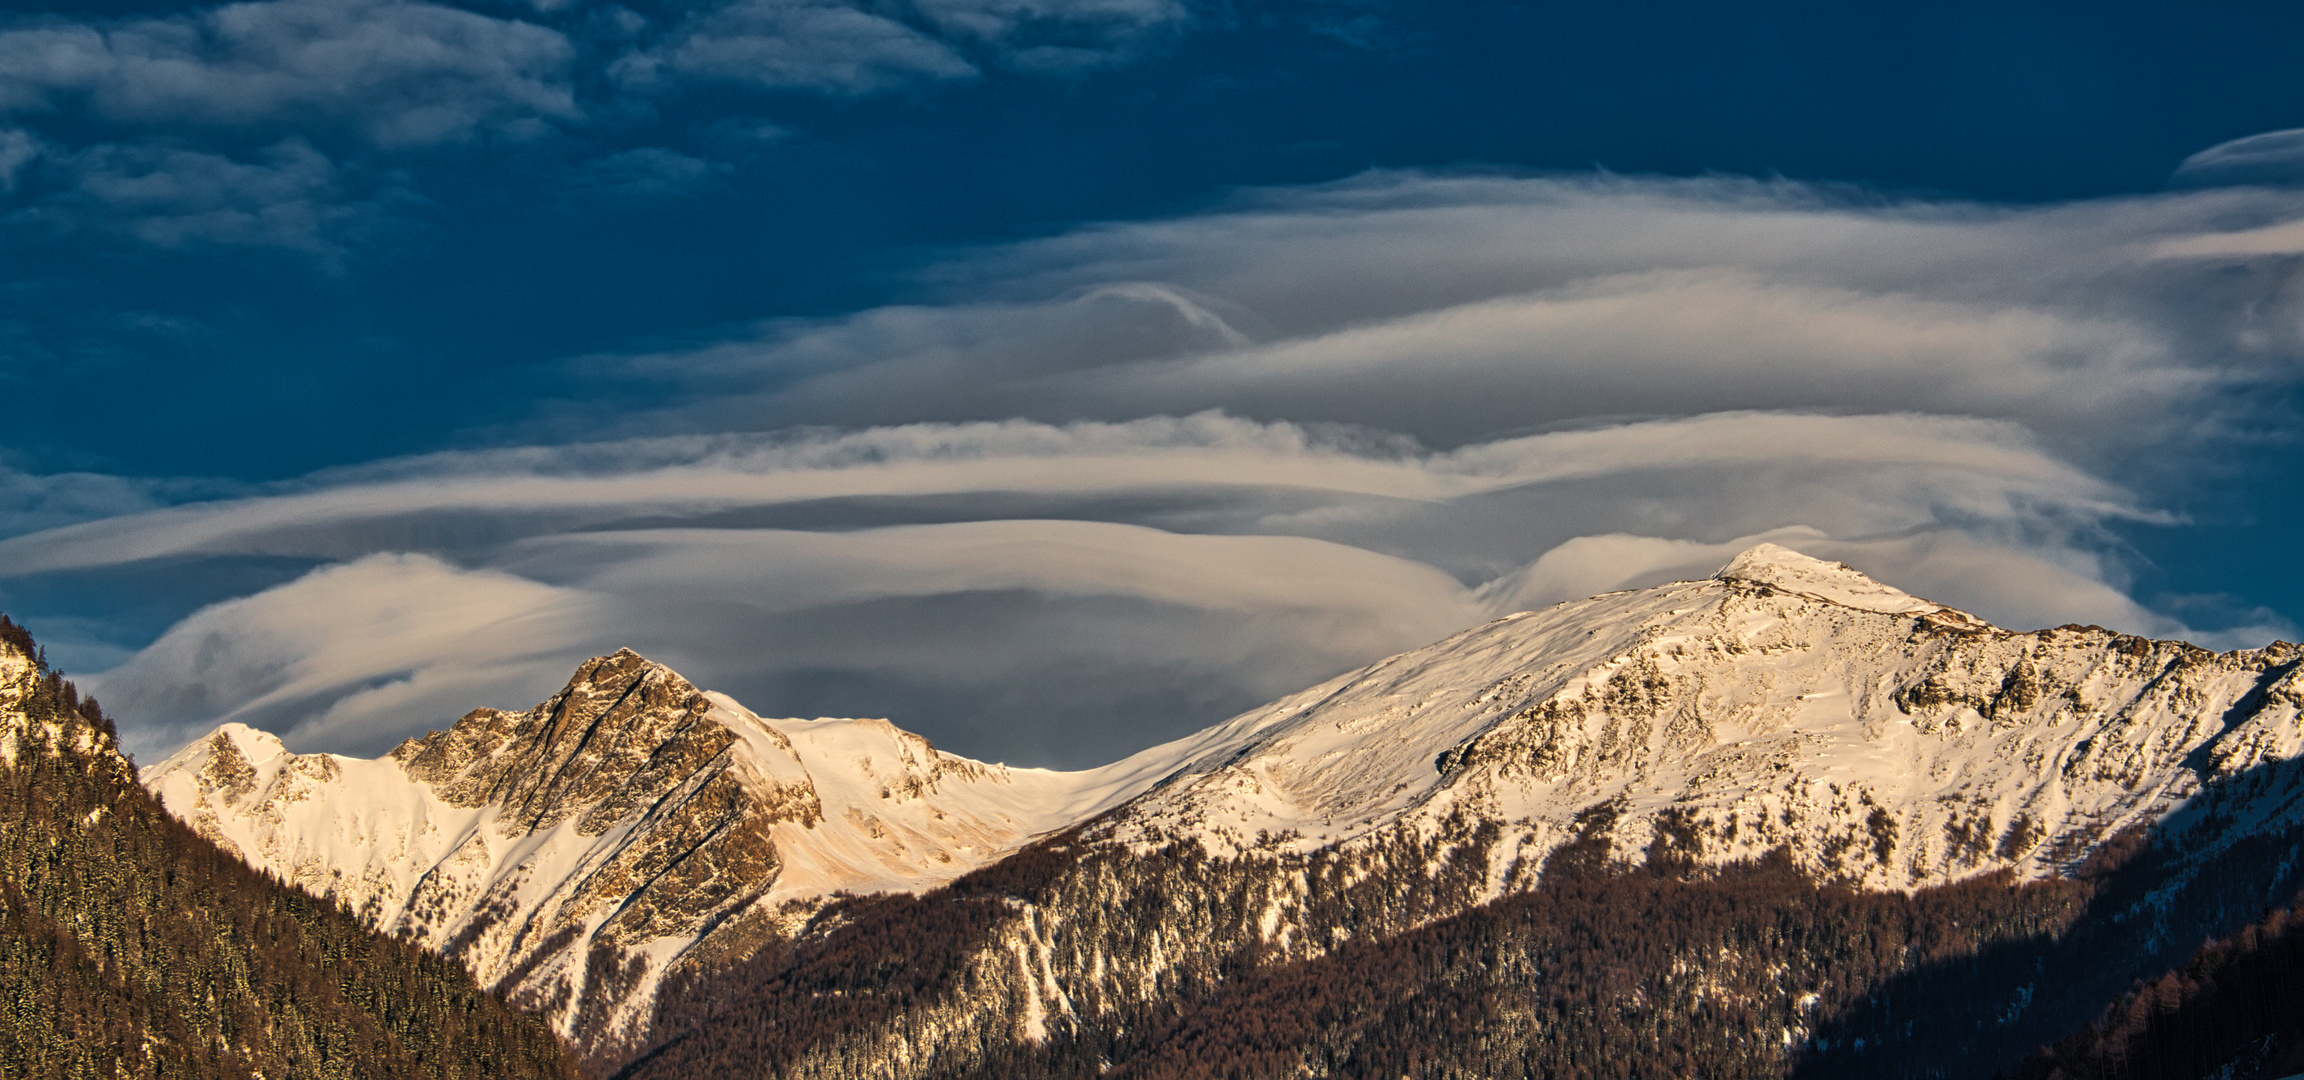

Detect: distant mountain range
128,544,2304,1078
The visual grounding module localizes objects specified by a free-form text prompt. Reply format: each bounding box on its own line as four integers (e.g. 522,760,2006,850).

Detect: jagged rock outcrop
620,545,2304,1079
1095,543,2303,891
145,546,2304,1076
144,649,1155,1070
0,615,579,1080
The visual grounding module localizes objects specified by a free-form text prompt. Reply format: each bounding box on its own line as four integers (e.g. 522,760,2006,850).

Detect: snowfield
143,544,2304,1064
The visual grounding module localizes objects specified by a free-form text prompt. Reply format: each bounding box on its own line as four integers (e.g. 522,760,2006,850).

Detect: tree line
0,614,582,1080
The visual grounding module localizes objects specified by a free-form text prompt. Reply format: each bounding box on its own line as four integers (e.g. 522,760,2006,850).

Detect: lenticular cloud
30,168,2304,765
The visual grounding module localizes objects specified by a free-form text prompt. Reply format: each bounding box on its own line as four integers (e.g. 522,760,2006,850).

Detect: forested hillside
0,615,581,1080
623,761,2304,1080
2012,879,2304,1080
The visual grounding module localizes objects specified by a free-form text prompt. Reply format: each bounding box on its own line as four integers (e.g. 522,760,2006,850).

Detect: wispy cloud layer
86,553,607,758
13,137,419,254
11,165,2303,766
2175,128,2304,188
6,407,2224,763
0,0,579,145
0,0,1197,252
587,173,2302,461
608,0,976,96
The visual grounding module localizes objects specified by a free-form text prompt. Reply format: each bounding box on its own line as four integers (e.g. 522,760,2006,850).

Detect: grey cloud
12,138,417,255
563,146,731,204
0,412,2134,580
22,405,2207,763
701,269,2200,454
0,0,578,146
80,524,1481,764
0,128,38,191
910,0,1189,71
503,520,1480,763
0,0,1199,257
2151,217,2304,260
503,520,1475,625
609,0,976,95
69,455,2177,766
47,172,2304,766
607,0,1196,95
0,463,203,538
912,0,1186,41
83,552,608,760
0,0,560,254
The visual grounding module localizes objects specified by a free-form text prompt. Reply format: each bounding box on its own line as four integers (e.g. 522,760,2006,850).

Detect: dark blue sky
11,1,2300,471
4,0,2303,765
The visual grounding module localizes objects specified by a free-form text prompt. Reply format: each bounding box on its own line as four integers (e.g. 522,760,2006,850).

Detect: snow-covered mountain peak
1713,542,1957,618
1097,553,2298,901
127,570,2304,1072
210,720,288,764
138,647,1157,1064
143,722,305,822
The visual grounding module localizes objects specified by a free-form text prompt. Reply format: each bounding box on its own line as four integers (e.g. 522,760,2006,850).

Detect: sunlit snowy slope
1094,543,2303,889
143,650,1186,1063
144,545,2304,1071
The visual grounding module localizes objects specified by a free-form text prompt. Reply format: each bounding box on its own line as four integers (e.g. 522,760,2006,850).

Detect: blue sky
3,0,2303,767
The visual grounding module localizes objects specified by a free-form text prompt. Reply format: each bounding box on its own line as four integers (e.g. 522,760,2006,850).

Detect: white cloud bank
14,163,2304,765
22,408,2227,764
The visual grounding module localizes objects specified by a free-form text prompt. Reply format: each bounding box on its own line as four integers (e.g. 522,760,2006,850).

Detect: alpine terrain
143,545,2304,1078
0,616,580,1080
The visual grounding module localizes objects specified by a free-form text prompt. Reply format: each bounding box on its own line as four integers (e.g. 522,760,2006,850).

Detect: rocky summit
1095,542,2303,888
143,546,2304,1077
0,618,578,1080
144,648,1155,1070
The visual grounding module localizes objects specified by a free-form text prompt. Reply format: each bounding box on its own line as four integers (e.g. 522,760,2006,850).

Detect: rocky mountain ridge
1097,543,2302,887
143,648,1180,1069
143,545,2304,1075
0,616,578,1080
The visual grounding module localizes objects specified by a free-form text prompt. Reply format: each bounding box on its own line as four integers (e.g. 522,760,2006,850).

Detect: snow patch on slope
139,661,1211,1058
1095,544,2297,902
706,694,1167,902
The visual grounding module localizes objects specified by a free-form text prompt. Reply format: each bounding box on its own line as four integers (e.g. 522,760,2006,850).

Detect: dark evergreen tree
0,614,582,1080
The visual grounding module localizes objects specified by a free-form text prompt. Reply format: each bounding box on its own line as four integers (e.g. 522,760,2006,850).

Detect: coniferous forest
0,616,580,1080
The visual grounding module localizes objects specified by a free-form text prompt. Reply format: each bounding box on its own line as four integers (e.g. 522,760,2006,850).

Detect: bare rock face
385,652,799,986
142,649,1085,1072
142,547,2304,1076
1095,545,2304,898
622,546,2304,1080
